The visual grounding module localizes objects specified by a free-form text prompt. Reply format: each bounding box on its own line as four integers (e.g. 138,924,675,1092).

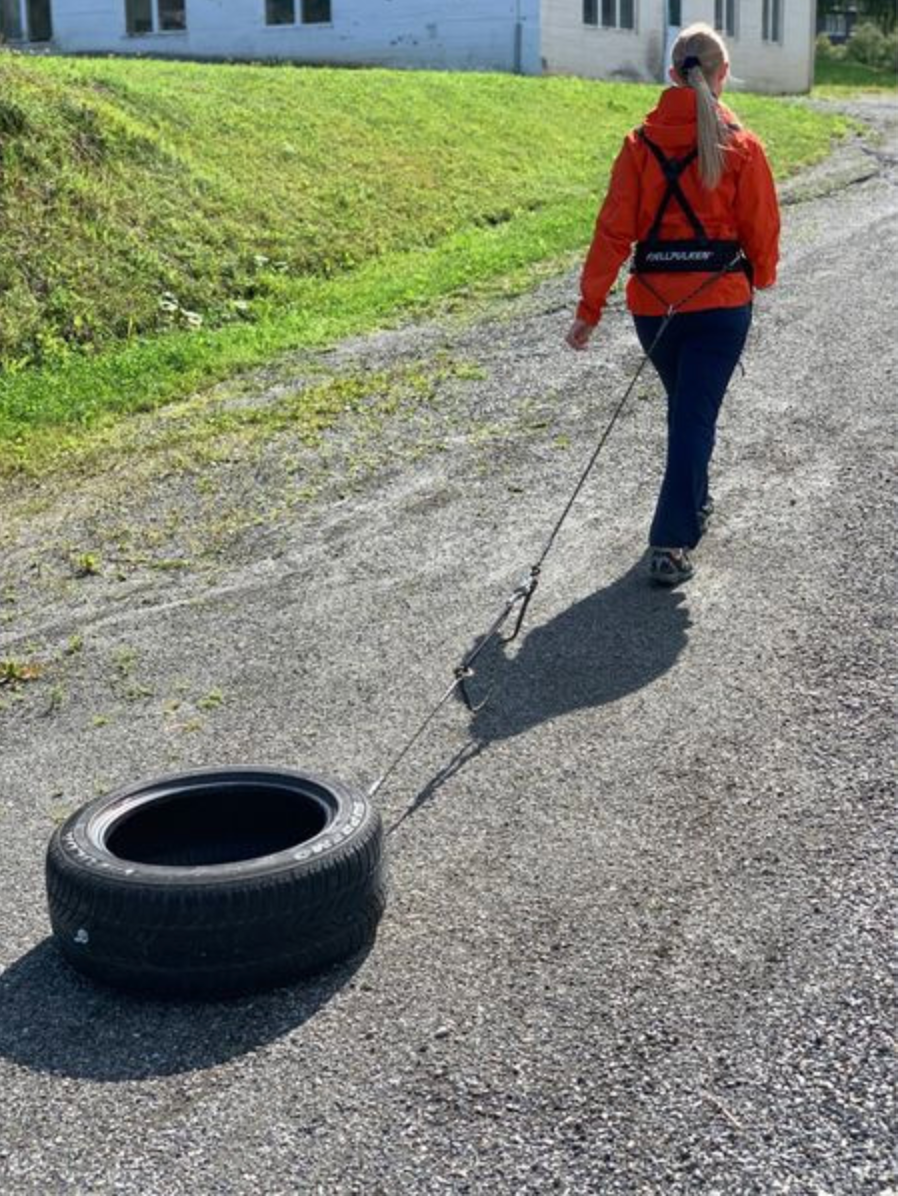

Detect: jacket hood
640,86,739,150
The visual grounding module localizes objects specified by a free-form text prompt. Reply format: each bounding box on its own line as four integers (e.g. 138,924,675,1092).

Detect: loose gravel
0,99,895,1195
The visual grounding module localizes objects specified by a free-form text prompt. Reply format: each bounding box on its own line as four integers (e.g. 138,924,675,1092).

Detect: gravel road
1,99,896,1195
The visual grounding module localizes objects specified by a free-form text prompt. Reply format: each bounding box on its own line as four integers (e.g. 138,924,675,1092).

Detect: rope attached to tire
44,257,747,1000
369,257,745,799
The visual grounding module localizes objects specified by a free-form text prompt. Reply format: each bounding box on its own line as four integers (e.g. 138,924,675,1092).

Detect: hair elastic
681,55,702,71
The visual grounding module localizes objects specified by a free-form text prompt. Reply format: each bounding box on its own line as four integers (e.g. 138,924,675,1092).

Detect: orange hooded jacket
576,86,780,326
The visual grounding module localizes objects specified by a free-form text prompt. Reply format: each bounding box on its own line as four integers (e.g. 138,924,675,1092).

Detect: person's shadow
0,938,370,1082
390,556,690,828
470,555,691,740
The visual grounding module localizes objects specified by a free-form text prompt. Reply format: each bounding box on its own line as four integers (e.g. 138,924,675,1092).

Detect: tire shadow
0,938,369,1081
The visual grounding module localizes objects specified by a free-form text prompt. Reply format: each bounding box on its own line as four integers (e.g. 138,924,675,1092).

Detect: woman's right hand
565,319,594,351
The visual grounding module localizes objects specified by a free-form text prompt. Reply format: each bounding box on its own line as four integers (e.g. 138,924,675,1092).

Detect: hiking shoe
698,496,715,537
650,547,694,586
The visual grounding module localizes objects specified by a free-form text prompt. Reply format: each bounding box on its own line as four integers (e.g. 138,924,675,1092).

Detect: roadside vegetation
0,53,853,470
814,24,898,94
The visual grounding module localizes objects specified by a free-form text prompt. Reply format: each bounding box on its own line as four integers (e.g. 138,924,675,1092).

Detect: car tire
45,766,385,999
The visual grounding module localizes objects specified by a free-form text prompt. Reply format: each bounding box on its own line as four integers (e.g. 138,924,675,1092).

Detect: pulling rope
368,256,744,800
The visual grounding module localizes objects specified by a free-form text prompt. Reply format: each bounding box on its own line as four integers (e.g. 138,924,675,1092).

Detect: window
265,0,331,24
159,0,186,31
667,0,681,26
1,0,53,41
585,0,633,30
762,0,782,42
125,0,187,35
302,0,331,21
714,0,736,37
0,0,24,40
266,0,294,22
126,0,152,34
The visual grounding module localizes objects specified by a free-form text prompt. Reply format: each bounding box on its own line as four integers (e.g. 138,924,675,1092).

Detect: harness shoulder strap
638,128,708,245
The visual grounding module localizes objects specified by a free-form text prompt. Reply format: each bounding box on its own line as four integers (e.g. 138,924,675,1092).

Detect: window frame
0,0,25,41
1,0,53,42
266,0,296,24
714,0,738,38
125,0,188,36
583,0,635,32
762,0,783,43
264,0,333,27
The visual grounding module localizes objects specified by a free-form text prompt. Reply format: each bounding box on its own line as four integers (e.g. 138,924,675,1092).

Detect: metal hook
454,665,491,714
499,567,540,644
452,567,541,714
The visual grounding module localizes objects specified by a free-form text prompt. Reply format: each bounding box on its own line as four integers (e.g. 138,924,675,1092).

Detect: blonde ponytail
671,23,731,190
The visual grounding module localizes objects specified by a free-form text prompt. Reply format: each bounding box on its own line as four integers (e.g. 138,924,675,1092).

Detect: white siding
49,0,542,75
541,0,665,83
43,0,814,92
541,0,815,92
718,0,816,93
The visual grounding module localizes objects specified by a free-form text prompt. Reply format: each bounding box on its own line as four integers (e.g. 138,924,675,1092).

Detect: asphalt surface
1,99,896,1194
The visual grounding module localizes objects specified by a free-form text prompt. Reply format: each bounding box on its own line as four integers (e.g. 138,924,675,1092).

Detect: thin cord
367,677,462,799
369,257,745,799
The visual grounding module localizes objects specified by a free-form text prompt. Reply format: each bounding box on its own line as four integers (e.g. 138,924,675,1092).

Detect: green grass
813,53,898,95
0,54,853,468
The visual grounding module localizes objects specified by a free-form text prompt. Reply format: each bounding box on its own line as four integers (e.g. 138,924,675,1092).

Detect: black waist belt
631,130,749,278
633,238,746,274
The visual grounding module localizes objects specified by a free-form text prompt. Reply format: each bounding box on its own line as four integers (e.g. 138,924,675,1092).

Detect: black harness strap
640,135,707,244
633,129,745,276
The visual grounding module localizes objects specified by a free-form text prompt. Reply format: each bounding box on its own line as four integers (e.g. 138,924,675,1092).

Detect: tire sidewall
53,765,374,888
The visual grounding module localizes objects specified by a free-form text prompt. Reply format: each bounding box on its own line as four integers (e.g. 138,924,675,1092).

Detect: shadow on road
470,556,691,741
390,557,690,827
0,938,368,1081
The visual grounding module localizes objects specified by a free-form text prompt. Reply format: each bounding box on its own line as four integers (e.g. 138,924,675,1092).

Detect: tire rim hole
105,783,329,866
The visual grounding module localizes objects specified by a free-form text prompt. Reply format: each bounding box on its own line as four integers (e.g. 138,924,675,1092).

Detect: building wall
49,0,542,75
715,0,816,93
541,0,665,83
28,0,815,92
541,0,815,93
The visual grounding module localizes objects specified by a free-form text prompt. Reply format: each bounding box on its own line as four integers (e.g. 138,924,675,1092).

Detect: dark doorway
27,0,52,41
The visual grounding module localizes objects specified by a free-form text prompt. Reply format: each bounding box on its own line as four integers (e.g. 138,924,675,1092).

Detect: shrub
815,32,845,61
846,22,898,70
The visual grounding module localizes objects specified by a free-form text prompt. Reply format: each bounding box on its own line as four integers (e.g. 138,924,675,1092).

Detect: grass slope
813,54,898,96
0,54,851,462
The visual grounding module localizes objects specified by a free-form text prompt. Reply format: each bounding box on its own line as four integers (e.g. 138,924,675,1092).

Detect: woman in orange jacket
566,23,780,585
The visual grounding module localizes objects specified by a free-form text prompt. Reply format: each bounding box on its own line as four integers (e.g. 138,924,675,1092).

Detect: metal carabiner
499,566,540,645
453,566,541,713
454,664,490,714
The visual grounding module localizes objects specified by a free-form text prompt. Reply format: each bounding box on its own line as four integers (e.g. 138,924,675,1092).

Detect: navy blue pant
634,304,752,550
